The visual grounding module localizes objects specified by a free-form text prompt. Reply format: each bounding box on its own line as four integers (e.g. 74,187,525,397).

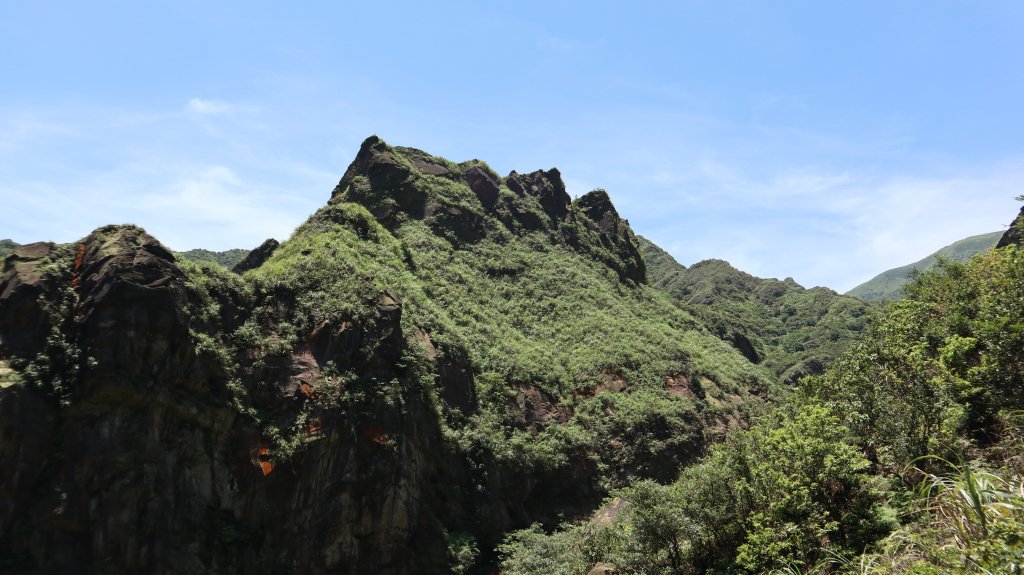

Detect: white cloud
185,98,257,116
641,160,1023,292
0,161,322,252
0,115,75,153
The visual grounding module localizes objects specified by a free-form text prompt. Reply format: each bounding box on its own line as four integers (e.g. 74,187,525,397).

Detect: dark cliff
997,205,1024,249
0,137,770,574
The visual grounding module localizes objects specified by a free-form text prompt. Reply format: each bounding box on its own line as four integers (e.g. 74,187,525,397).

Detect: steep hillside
846,230,1002,301
500,207,1024,575
0,137,771,574
640,237,873,384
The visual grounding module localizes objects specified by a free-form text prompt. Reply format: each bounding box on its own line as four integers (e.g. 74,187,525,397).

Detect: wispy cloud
642,159,1023,292
186,98,258,116
0,161,321,251
0,96,334,251
0,114,75,153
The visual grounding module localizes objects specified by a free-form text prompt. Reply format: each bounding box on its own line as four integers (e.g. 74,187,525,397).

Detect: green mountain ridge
846,230,1003,301
176,247,251,269
639,237,874,384
0,136,773,574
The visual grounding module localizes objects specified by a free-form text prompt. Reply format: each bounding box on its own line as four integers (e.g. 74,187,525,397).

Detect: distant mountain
176,247,251,269
0,239,18,260
639,238,874,384
846,231,1003,301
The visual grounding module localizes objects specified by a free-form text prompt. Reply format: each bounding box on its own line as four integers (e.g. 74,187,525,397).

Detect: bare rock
997,205,1024,248
465,165,501,211
232,238,279,274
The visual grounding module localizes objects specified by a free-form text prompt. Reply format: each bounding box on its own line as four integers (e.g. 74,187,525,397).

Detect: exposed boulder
232,238,279,274
506,167,571,221
464,165,501,211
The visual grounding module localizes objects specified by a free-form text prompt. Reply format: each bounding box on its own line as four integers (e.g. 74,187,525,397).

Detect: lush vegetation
13,135,1019,573
228,139,775,483
640,238,874,384
176,246,251,269
501,242,1024,574
846,231,1002,302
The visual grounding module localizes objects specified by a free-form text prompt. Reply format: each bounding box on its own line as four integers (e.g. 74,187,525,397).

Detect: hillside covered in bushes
501,219,1024,574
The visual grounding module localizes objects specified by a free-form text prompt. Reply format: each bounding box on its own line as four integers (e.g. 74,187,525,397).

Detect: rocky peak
577,189,626,238
232,238,279,274
326,136,646,282
332,136,403,200
563,189,646,284
506,167,571,221
997,205,1024,248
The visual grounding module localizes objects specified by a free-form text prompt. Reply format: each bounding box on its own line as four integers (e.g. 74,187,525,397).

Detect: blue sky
2,1,1022,292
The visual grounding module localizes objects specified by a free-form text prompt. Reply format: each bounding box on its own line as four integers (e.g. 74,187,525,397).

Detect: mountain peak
326,136,645,282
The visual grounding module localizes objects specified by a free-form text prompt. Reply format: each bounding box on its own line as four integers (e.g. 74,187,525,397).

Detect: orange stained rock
70,243,85,289
361,423,388,446
257,447,274,476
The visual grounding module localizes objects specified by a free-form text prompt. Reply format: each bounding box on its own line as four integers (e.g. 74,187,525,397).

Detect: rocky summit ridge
0,137,770,574
332,135,646,283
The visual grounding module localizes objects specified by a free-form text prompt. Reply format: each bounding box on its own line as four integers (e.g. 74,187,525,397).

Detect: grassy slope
639,237,873,383
501,226,1024,575
845,230,1002,301
243,139,772,479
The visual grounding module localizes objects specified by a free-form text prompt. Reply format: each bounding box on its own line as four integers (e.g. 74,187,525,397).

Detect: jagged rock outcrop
572,189,646,283
505,168,571,222
997,205,1024,248
330,136,647,282
0,242,57,357
232,238,279,274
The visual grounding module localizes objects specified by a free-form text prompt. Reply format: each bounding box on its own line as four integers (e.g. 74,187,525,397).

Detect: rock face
330,136,647,283
0,242,57,357
464,165,501,211
0,137,763,574
997,206,1024,248
232,238,279,273
0,226,469,574
572,189,646,283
